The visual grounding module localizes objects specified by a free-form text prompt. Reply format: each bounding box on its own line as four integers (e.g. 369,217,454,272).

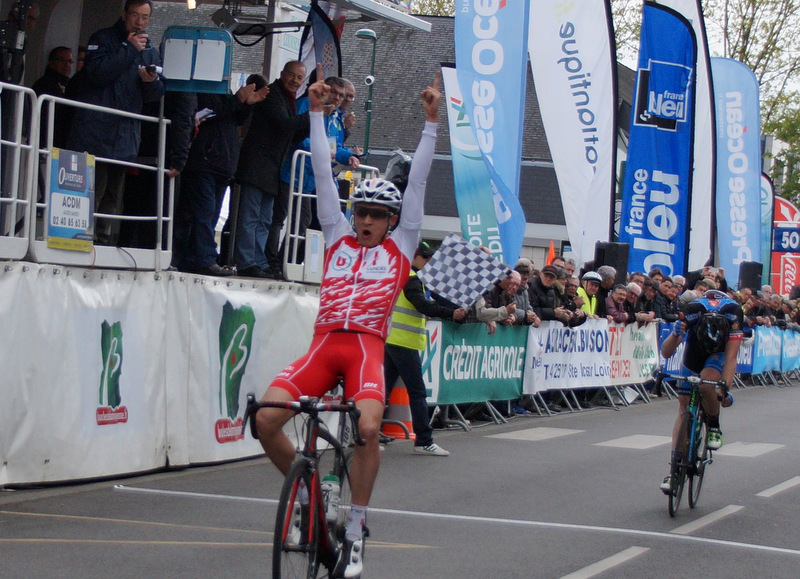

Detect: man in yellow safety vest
384,241,467,456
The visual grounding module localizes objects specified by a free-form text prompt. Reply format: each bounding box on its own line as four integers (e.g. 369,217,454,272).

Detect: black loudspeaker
594,242,629,285
738,261,763,291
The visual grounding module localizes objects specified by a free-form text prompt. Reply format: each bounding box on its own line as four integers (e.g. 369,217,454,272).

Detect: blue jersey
682,291,743,373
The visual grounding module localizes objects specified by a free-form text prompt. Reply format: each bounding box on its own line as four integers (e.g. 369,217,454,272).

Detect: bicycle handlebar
241,393,365,445
655,371,729,397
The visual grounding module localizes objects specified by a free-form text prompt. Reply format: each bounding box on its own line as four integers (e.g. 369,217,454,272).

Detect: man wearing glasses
254,70,441,578
266,76,362,279
67,0,164,245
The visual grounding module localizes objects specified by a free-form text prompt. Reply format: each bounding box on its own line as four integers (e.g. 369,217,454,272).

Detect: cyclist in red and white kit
255,68,441,578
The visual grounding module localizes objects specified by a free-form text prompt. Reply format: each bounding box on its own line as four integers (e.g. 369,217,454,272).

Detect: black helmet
695,311,731,353
384,149,411,192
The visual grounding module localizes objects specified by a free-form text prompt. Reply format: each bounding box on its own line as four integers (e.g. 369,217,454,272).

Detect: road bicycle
657,372,728,517
242,392,364,578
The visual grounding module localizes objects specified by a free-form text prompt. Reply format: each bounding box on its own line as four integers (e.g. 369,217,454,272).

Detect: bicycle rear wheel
274,458,321,579
688,413,709,508
668,412,691,517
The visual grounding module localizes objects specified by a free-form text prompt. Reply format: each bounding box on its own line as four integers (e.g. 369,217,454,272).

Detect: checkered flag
418,233,511,308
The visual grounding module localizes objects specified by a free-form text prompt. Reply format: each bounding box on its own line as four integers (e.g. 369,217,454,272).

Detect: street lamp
355,28,377,162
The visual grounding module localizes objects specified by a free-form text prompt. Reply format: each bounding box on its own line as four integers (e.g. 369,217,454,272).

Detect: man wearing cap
578,271,603,317
529,264,572,324
595,265,617,317
383,241,468,456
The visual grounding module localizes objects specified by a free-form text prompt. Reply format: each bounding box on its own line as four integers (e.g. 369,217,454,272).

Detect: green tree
612,0,800,198
410,0,454,16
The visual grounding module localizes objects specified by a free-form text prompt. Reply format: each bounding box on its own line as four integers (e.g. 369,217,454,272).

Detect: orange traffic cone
381,383,416,441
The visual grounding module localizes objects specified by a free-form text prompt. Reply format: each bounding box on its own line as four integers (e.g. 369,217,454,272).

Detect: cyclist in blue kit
658,289,742,493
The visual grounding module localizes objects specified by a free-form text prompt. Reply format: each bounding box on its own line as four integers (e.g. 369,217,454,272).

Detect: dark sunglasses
354,206,393,219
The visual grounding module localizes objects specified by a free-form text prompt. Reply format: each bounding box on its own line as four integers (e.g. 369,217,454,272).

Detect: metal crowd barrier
0,81,174,271
0,82,37,261
282,149,379,284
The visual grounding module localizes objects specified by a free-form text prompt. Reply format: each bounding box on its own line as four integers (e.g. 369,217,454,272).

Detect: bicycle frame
682,384,704,463
242,393,362,576
662,373,725,516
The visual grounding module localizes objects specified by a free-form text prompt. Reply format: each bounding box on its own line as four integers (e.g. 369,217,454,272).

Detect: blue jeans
174,171,229,269
234,182,273,270
384,343,434,447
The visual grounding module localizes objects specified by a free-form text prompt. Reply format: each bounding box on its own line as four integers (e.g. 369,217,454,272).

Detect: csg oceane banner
527,0,617,267
711,57,762,288
619,1,696,277
441,65,502,258
658,0,716,271
454,0,529,264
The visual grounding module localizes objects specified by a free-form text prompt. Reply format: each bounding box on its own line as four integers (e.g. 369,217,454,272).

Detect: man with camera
66,0,164,245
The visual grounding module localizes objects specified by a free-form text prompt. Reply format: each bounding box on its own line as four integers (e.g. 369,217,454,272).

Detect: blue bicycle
656,373,728,517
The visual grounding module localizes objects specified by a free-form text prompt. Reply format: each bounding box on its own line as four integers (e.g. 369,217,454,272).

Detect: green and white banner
424,321,527,405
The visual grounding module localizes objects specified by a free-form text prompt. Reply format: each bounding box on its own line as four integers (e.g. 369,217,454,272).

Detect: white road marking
714,442,784,457
559,546,650,579
756,476,800,498
594,434,671,449
487,427,584,441
670,505,744,535
116,486,800,557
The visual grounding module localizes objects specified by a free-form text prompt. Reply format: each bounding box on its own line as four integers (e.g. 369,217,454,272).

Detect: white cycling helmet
351,178,403,214
703,289,729,301
582,271,602,283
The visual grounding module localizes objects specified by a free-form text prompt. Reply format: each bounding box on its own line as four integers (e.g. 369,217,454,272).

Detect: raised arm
307,72,349,239
397,73,441,231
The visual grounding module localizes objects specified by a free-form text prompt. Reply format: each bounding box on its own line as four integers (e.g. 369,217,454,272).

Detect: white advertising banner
183,280,318,464
607,321,659,386
527,0,617,266
523,319,612,393
0,264,319,486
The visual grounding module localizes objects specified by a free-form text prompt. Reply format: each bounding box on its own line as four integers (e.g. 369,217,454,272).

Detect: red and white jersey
308,109,436,340
315,235,411,339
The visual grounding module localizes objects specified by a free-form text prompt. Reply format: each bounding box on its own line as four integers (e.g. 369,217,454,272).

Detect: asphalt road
3,380,800,578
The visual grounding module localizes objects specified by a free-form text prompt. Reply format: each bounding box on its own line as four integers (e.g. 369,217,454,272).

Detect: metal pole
363,38,376,161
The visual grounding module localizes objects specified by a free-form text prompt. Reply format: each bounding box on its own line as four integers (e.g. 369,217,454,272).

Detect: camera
364,75,375,86
140,64,163,74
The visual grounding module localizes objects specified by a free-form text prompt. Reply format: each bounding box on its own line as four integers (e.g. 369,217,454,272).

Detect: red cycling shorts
270,331,386,403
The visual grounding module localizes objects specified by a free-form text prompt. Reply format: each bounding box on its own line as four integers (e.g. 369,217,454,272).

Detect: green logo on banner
218,301,256,420
97,320,128,425
99,320,123,407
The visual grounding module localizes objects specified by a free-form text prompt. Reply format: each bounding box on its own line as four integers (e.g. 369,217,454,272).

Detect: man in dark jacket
66,0,164,245
233,60,310,278
172,80,269,275
118,90,196,250
32,46,72,147
529,265,572,324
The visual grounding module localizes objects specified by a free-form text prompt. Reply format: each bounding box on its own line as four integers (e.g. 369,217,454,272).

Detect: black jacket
184,92,252,178
235,79,309,195
136,92,197,173
403,270,459,320
67,18,164,161
31,67,71,147
528,276,560,320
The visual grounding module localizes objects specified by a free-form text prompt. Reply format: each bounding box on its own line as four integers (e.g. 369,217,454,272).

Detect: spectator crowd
20,4,800,351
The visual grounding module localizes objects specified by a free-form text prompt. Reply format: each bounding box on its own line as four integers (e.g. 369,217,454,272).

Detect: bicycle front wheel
688,413,709,508
668,411,691,517
274,458,321,579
